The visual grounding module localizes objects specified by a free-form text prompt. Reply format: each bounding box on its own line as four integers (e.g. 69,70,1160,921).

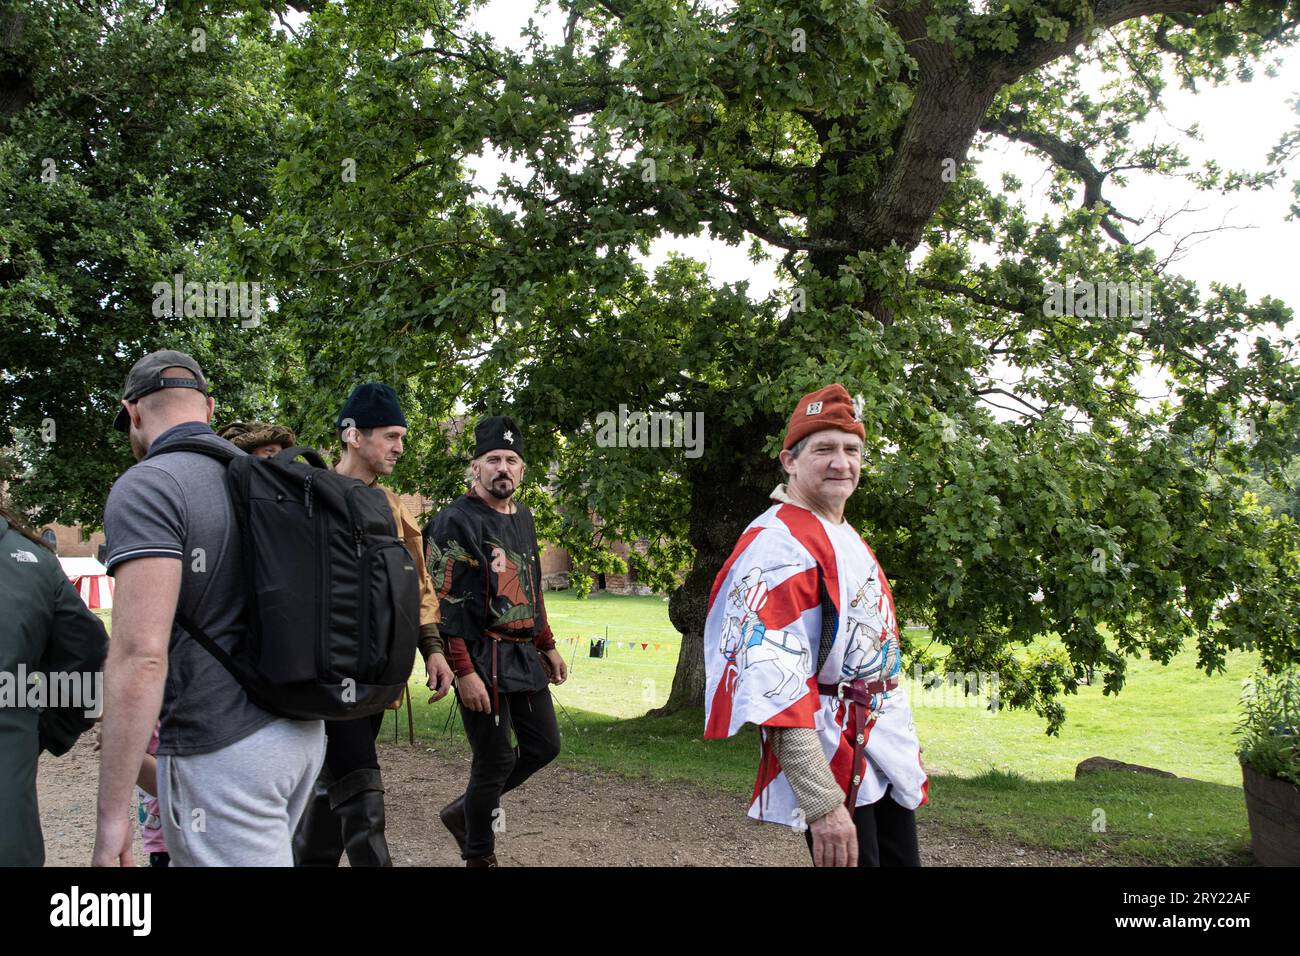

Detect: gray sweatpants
157,718,325,867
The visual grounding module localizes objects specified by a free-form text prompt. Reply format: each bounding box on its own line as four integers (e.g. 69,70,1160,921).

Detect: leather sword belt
817,676,899,701
815,676,899,810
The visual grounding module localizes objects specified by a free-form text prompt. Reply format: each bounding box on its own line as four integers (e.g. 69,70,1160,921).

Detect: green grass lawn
539,591,681,718
908,644,1256,787
531,591,1256,787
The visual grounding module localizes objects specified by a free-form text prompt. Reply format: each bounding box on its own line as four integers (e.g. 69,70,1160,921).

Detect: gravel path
37,737,1087,866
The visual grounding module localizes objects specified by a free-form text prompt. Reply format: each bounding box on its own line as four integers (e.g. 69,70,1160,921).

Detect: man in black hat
292,382,454,867
422,416,566,867
95,350,326,866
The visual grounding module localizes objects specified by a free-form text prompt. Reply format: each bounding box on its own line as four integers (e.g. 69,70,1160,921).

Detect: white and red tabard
703,497,928,827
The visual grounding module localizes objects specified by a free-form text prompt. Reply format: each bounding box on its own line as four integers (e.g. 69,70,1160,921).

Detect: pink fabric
137,722,167,855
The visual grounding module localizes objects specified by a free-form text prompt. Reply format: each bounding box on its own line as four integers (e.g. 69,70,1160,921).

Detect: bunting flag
551,636,679,650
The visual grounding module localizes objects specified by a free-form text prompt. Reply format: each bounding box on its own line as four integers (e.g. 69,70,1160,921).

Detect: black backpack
161,439,420,721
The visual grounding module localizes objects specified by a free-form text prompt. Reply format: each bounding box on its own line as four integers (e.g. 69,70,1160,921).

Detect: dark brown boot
465,853,497,868
439,794,467,854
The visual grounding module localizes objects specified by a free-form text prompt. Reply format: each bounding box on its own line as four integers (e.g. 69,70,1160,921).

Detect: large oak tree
250,0,1300,730
7,0,1299,731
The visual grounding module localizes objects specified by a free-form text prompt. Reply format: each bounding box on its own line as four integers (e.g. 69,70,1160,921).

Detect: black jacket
0,517,108,866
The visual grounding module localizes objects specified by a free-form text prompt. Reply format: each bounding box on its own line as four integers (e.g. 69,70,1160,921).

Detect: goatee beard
486,478,513,500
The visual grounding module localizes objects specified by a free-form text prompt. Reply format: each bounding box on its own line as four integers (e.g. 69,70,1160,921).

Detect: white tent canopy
58,556,113,610
58,557,107,577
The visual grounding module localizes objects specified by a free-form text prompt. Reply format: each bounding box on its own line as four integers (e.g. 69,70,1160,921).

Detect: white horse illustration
718,566,812,704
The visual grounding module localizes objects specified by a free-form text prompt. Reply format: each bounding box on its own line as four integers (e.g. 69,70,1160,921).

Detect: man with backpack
291,383,454,867
93,350,327,866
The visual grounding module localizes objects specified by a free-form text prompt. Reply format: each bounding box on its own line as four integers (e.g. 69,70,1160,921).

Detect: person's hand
425,652,454,703
456,672,491,713
541,648,568,685
809,804,858,867
92,815,133,868
92,724,102,753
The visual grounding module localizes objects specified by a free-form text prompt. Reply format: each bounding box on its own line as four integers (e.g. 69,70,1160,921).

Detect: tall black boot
293,767,344,867
329,768,392,867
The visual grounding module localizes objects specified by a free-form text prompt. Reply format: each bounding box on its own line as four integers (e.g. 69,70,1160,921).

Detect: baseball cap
112,349,210,432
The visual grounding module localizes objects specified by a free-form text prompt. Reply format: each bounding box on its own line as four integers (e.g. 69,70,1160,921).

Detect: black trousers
458,686,561,859
804,788,921,867
322,711,386,776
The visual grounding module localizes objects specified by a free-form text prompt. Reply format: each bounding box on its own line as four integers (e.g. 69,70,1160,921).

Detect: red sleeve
532,588,555,651
447,637,474,677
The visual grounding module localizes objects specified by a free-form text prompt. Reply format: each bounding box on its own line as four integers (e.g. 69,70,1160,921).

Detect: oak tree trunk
655,405,784,714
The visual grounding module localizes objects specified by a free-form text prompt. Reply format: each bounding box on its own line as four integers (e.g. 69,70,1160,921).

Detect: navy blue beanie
337,382,407,430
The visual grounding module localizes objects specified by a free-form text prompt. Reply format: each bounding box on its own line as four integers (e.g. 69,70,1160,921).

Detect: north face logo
9,550,38,563
805,401,823,415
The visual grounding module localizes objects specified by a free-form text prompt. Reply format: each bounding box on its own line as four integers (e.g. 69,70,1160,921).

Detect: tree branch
918,277,1035,315
981,110,1136,243
398,44,508,81
986,0,1231,84
707,188,854,254
976,387,1046,415
391,157,444,184
310,238,500,273
856,0,1246,257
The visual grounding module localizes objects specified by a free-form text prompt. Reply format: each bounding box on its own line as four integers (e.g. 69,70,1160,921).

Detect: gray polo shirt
103,426,274,756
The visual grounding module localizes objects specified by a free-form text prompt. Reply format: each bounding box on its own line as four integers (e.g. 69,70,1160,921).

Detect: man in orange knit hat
703,383,927,867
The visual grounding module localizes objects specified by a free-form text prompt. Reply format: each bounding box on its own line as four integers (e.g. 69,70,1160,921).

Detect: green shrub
1236,668,1300,786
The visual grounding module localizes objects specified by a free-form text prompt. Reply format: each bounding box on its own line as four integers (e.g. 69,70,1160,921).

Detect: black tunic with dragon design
422,490,552,694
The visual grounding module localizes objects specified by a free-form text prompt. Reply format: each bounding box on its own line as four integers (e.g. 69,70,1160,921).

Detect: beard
364,448,396,475
485,473,515,500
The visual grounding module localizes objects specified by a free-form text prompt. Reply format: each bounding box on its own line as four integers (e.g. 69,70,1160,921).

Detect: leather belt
486,630,536,644
816,676,898,809
817,676,898,701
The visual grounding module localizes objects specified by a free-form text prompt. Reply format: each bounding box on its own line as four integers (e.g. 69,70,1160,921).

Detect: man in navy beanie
292,383,454,866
